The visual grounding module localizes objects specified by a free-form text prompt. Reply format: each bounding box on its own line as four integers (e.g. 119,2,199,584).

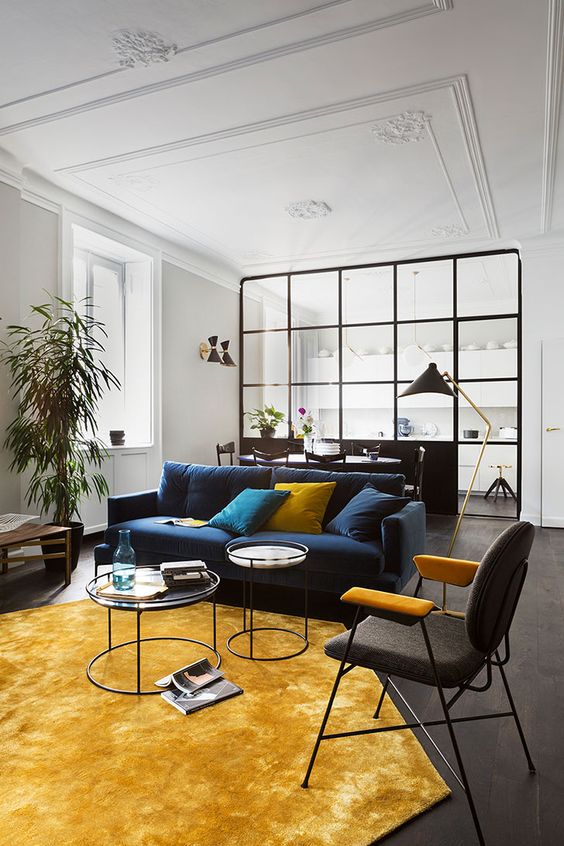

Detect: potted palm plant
245,404,285,437
0,295,120,571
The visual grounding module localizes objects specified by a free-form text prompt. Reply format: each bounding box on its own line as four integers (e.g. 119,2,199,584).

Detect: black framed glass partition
240,249,521,518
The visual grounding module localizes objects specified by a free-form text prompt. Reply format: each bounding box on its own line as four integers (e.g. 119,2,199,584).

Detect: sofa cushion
270,467,405,525
157,462,272,519
230,530,385,578
262,482,337,534
208,488,290,536
104,518,234,563
326,485,411,542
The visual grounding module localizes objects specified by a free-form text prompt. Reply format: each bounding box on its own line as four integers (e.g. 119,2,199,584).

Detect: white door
542,339,564,527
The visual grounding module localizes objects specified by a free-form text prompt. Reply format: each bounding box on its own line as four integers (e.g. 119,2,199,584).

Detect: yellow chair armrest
414,555,480,587
341,587,434,620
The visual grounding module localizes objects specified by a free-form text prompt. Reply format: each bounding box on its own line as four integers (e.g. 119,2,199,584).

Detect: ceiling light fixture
286,200,332,220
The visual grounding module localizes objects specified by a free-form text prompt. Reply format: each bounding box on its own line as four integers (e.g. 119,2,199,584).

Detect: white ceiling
0,0,562,280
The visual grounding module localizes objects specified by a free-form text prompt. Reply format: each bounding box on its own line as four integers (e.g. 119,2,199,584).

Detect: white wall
520,240,564,525
162,260,239,466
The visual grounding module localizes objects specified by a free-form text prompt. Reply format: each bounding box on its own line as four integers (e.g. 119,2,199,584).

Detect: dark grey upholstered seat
325,613,485,688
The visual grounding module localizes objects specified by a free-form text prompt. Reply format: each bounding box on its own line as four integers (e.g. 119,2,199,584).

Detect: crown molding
0,1,451,137
541,0,564,233
20,187,61,215
162,252,240,293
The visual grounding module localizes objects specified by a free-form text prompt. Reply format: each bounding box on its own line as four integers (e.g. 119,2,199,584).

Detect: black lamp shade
221,351,237,367
398,362,456,398
206,336,222,363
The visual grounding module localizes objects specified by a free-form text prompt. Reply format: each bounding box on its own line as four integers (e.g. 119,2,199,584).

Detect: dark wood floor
1,515,562,845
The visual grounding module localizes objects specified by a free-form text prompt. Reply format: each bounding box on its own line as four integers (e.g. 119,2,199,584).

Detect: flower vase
303,434,315,453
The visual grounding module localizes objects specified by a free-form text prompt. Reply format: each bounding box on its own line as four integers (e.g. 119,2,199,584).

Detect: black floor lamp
399,345,492,615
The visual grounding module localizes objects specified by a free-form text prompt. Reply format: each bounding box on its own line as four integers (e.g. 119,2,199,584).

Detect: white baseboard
520,512,541,526
537,517,564,528
84,523,106,535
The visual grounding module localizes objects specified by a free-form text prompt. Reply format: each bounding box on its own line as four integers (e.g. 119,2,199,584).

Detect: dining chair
304,451,347,465
301,522,536,846
251,447,290,465
405,445,426,501
216,441,235,466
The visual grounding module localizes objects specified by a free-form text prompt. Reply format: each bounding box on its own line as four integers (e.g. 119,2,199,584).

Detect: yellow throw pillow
261,482,337,534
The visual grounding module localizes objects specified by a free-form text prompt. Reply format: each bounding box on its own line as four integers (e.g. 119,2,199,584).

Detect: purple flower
298,407,306,415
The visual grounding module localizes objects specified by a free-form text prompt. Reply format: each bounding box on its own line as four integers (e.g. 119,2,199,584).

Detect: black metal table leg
108,607,112,651
249,561,254,660
136,610,141,694
304,562,309,642
212,593,217,652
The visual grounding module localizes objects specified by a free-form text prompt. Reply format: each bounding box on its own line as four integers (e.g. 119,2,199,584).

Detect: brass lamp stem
443,372,492,557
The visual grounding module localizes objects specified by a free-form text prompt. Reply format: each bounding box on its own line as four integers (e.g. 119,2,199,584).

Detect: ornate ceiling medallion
431,224,468,238
371,111,429,145
286,200,332,220
110,172,158,192
112,29,178,68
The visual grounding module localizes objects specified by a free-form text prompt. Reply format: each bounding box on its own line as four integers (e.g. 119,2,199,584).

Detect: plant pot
260,427,275,438
42,521,84,573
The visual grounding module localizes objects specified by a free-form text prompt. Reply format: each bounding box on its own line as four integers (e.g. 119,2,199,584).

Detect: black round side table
226,540,309,661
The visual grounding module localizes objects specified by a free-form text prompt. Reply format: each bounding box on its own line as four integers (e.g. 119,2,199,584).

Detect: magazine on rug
156,658,243,715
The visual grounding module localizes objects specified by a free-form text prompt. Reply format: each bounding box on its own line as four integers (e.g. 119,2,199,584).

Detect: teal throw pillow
325,484,410,542
208,488,290,536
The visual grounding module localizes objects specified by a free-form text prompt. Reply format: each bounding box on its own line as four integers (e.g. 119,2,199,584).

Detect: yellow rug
0,600,449,846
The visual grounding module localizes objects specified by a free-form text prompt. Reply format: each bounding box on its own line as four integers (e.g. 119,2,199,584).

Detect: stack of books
160,560,211,589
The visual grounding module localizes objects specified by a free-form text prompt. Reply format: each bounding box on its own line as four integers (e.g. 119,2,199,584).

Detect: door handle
546,426,561,432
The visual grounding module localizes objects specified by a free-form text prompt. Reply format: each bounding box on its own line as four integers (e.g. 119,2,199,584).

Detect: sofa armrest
381,501,426,587
107,490,158,526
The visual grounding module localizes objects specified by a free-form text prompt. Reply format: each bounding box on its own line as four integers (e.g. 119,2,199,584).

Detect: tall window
72,227,153,447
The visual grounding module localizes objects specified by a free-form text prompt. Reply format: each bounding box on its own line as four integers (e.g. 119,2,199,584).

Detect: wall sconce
199,336,237,367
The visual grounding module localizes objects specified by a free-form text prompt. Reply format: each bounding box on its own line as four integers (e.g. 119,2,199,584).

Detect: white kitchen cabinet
459,444,517,492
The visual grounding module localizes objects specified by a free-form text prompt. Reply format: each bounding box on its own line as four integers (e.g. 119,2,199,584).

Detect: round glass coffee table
85,568,220,695
226,540,309,661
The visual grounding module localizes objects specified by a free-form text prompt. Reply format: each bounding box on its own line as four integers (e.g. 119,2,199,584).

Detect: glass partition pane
291,272,338,327
458,380,517,442
342,384,395,440
342,266,393,324
397,321,453,381
243,386,288,438
458,318,517,379
397,260,453,320
243,332,288,385
342,325,394,382
291,385,339,439
243,276,287,331
292,328,339,383
457,253,518,317
397,384,454,440
459,443,517,517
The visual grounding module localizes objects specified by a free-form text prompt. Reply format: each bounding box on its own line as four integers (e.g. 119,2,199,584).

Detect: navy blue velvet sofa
94,461,426,596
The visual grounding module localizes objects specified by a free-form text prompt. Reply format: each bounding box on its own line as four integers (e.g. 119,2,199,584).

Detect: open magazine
154,518,208,528
155,658,243,715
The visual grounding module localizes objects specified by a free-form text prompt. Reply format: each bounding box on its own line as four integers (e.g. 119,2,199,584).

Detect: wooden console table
1,523,72,586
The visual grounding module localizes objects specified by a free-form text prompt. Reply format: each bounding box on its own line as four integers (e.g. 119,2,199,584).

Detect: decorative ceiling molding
540,0,564,233
59,76,499,262
109,172,159,192
372,111,430,144
286,199,332,219
162,251,240,293
112,29,177,69
431,224,467,238
0,1,452,136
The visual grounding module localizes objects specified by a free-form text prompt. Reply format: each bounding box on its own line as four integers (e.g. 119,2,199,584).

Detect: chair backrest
412,446,426,501
305,451,347,464
465,521,534,654
216,441,235,466
251,447,290,465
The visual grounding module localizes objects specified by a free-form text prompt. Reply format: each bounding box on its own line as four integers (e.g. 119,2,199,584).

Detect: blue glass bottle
112,529,136,590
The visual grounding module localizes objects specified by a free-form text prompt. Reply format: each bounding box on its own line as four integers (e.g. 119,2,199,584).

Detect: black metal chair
405,445,426,501
216,441,235,465
251,447,290,465
302,522,535,846
305,451,347,465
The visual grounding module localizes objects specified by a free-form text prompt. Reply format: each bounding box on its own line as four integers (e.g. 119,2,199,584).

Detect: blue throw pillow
325,484,410,542
208,488,290,536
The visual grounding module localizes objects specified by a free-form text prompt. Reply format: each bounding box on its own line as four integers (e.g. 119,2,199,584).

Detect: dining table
238,454,402,471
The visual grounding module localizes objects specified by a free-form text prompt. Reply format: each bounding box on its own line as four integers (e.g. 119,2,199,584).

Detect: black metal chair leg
373,674,389,719
421,621,486,846
414,575,423,597
484,478,498,500
301,609,360,788
496,652,536,773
